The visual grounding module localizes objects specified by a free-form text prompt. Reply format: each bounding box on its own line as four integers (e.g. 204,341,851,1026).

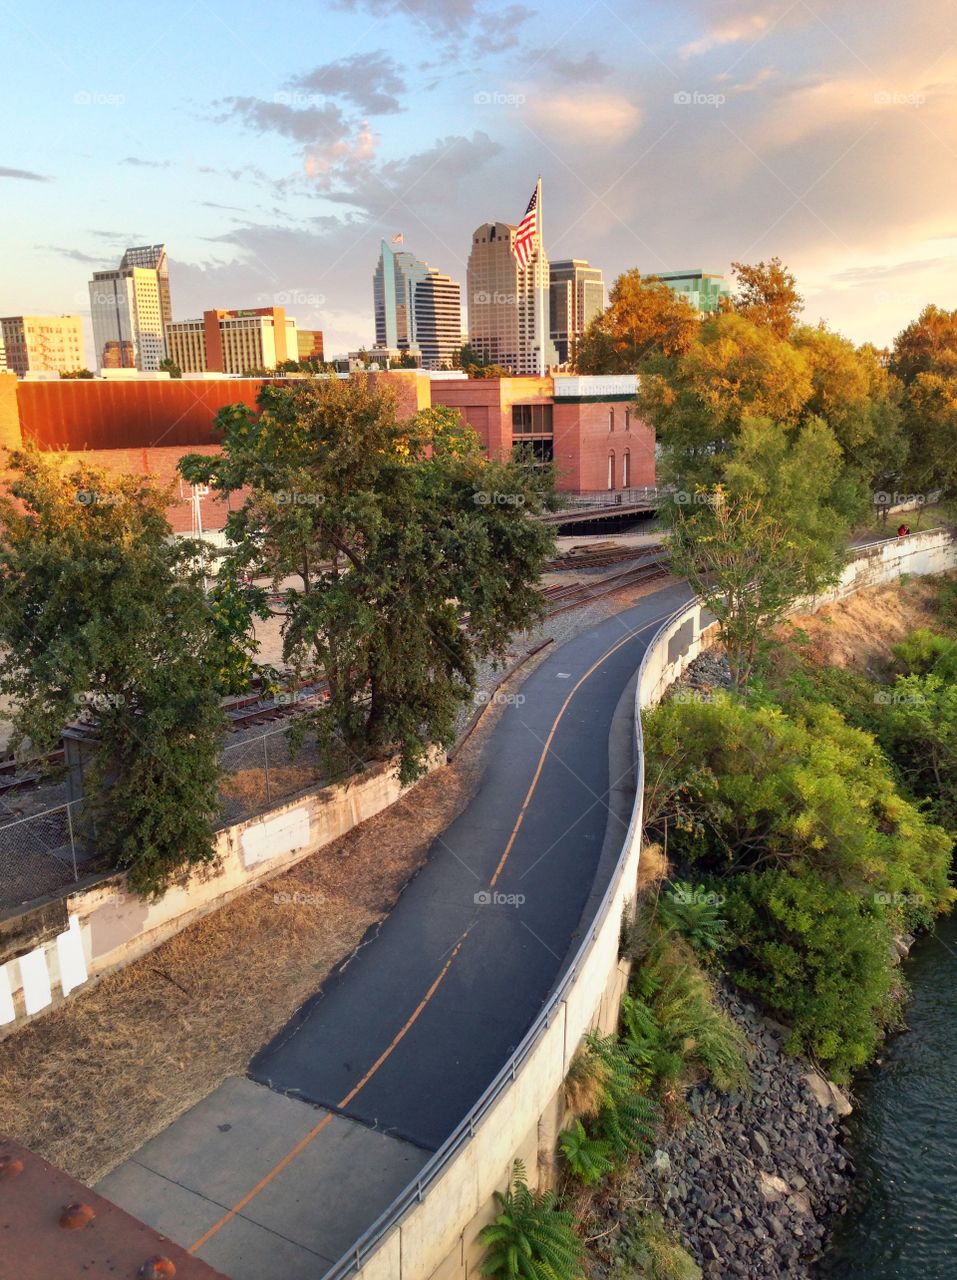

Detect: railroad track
543,558,669,616
546,540,664,573
0,555,669,790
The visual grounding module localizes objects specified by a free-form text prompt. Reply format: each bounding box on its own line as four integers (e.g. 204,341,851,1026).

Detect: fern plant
558,1118,615,1186
585,1033,658,1162
657,883,727,956
478,1160,583,1279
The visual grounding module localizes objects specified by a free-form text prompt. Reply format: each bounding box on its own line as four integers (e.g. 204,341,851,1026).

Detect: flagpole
536,176,546,375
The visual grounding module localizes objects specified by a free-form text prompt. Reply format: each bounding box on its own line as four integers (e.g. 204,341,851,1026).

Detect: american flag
512,182,539,270
391,232,404,244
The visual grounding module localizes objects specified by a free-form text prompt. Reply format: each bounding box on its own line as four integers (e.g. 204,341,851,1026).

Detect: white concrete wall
339,529,956,1280
0,751,443,1037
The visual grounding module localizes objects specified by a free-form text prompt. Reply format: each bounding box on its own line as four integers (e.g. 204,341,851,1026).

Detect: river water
820,911,957,1277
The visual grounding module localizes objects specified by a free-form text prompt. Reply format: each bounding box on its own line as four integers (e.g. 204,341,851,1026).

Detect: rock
802,1069,853,1117
758,1171,789,1202
651,1148,672,1176
750,1130,771,1157
788,1190,814,1218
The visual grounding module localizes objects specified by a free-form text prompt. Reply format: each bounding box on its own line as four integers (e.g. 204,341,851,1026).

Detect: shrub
642,693,954,912
623,940,749,1094
723,867,903,1079
478,1160,582,1279
585,1033,658,1163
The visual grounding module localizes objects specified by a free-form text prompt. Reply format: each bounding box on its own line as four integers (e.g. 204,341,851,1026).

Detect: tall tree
666,418,847,689
638,312,812,488
0,450,228,896
574,270,699,373
728,258,804,339
890,304,957,385
180,377,555,782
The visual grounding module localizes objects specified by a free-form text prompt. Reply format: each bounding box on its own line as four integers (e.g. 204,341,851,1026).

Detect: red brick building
0,370,651,534
430,373,654,494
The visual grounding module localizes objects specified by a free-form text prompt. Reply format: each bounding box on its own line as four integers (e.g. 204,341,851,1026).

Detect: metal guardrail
559,485,665,510
320,598,692,1280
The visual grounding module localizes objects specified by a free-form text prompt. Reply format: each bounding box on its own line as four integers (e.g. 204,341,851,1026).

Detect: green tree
59,368,95,379
0,450,228,896
574,269,699,374
638,312,813,489
666,418,847,688
900,371,957,497
728,257,804,339
159,357,183,378
180,379,554,782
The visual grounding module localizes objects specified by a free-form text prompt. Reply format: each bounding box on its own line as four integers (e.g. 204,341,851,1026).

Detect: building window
511,403,553,435
608,451,616,491
625,408,631,431
623,449,631,488
608,408,615,432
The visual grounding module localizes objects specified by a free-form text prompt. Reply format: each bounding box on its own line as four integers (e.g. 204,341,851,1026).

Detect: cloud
332,0,533,50
222,96,349,145
121,156,171,168
201,200,247,212
536,50,613,83
40,245,107,264
0,165,49,182
725,67,776,95
320,130,503,215
524,92,640,144
289,52,406,115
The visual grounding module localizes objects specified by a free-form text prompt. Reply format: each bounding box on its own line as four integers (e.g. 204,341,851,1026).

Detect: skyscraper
549,260,605,364
466,222,554,375
89,244,171,371
165,307,298,374
373,240,462,369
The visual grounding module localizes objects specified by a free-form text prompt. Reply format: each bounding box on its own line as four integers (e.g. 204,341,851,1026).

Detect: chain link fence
1,723,340,910
219,724,330,824
0,801,87,911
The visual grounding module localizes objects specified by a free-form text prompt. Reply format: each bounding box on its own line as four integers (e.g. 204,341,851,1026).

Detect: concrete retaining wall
0,752,443,1036
339,528,956,1280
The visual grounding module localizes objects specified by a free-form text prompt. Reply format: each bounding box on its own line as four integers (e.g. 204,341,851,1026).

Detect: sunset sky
2,0,955,356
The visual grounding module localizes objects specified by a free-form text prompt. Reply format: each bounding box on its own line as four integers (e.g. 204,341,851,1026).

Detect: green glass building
655,269,730,314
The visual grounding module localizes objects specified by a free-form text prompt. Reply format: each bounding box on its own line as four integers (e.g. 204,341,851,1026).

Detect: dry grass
778,573,954,674
562,1047,610,1120
0,675,525,1187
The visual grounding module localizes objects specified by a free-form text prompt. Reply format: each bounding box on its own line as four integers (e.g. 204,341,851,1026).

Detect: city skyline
2,1,955,358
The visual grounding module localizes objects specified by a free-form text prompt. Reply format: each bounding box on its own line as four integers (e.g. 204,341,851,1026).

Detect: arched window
608,450,616,490
608,407,615,432
624,408,631,431
623,449,631,488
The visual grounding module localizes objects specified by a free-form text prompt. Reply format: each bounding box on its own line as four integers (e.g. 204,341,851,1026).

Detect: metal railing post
66,802,78,880
264,732,272,807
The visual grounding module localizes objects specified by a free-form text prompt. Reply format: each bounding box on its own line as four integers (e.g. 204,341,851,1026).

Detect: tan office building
466,222,554,375
0,314,86,375
166,307,298,374
89,245,172,372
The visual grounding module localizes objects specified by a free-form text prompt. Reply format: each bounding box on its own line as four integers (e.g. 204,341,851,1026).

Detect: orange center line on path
189,603,672,1255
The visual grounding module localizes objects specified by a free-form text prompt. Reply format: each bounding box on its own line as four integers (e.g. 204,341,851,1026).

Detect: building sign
552,375,639,399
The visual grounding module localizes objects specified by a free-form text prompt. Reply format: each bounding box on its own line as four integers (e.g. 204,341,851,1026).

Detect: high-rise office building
373,240,462,369
89,245,171,371
0,314,86,375
467,222,554,375
655,269,729,314
549,260,605,364
165,307,298,374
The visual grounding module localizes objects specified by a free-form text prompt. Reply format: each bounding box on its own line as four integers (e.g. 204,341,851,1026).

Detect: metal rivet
60,1202,95,1229
139,1257,177,1279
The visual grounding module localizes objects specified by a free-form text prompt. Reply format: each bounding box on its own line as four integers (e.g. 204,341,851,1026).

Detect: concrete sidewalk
98,1077,428,1280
